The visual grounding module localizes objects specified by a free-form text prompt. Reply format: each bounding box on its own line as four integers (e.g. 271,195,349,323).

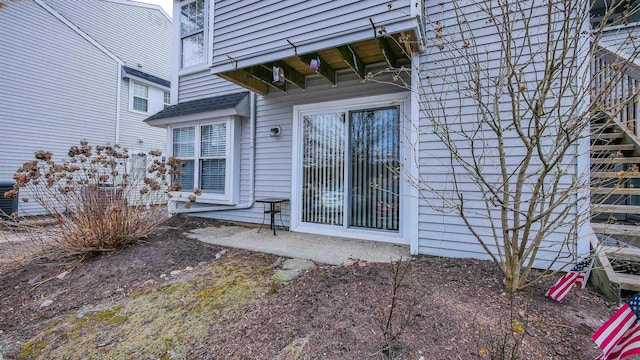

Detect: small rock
170,270,181,276
270,257,284,269
144,279,155,285
272,269,300,283
197,261,207,267
185,266,193,271
115,288,124,292
131,282,143,288
215,249,227,259
282,258,314,271
28,275,42,285
160,274,167,279
40,300,53,308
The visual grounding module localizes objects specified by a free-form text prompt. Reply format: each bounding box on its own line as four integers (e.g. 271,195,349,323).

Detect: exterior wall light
269,126,282,137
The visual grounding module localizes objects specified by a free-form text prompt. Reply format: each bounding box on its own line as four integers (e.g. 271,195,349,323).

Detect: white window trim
168,115,240,205
291,92,413,246
164,91,171,108
129,80,149,114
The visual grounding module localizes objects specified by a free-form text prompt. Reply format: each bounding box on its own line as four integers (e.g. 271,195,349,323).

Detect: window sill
128,109,149,115
178,64,211,77
170,191,235,205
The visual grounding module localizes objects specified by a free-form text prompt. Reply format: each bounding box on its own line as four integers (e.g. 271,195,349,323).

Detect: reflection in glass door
349,107,400,231
301,113,345,226
300,106,400,232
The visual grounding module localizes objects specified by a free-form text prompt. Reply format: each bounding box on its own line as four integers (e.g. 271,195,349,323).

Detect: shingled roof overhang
122,66,171,88
144,92,250,128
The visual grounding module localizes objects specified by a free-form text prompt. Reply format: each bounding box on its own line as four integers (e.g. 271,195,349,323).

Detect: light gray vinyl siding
211,0,414,73
44,0,172,79
599,24,640,65
191,70,406,224
118,79,167,153
0,0,119,215
179,71,244,102
416,2,582,269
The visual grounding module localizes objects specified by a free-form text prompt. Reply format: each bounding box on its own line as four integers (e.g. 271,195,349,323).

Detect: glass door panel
348,107,400,231
301,113,345,226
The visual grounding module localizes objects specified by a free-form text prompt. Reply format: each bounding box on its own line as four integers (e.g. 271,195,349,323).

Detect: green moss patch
16,256,274,359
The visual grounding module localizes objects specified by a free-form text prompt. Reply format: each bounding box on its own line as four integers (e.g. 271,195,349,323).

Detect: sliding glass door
300,106,400,232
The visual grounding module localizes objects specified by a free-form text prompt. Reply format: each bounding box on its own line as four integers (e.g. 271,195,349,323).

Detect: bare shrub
378,257,421,359
4,141,192,256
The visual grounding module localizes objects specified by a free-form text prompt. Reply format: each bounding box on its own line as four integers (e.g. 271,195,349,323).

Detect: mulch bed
0,215,622,359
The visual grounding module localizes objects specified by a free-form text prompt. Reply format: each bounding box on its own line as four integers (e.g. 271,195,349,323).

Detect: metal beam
336,45,365,80
299,53,336,85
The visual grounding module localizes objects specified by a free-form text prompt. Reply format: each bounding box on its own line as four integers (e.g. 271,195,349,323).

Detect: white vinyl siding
416,2,582,270
210,0,414,73
44,0,172,80
118,80,168,153
0,0,118,215
187,70,412,245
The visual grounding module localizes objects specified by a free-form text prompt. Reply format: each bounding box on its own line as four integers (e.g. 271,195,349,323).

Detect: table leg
270,203,276,235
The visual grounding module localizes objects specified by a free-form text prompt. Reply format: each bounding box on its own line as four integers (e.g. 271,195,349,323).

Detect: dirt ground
0,215,626,359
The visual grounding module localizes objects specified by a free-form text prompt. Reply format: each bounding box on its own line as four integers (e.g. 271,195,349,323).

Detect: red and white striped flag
593,293,640,360
545,259,593,302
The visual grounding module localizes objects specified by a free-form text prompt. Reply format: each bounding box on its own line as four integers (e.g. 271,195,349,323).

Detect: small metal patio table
256,198,289,235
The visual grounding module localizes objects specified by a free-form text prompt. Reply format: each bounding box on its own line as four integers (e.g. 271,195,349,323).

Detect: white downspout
115,65,122,144
173,92,257,213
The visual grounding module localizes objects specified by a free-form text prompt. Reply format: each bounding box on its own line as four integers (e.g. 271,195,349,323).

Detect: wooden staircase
590,115,640,235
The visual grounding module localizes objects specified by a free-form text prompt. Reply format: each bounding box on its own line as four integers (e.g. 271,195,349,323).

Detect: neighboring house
145,0,623,268
0,0,172,215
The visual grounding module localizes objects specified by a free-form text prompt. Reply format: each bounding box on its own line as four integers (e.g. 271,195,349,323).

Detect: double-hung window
171,118,240,204
180,0,205,68
132,81,149,112
164,91,171,108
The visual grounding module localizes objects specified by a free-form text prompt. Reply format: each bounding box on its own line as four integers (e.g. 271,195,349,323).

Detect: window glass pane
164,91,170,105
180,0,204,36
301,113,345,226
177,159,195,191
348,107,400,231
201,123,226,157
172,127,195,158
133,97,148,112
130,153,147,181
133,82,148,98
182,33,204,67
200,159,225,193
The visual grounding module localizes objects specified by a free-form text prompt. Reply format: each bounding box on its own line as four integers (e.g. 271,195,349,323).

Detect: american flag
545,259,592,302
593,292,640,360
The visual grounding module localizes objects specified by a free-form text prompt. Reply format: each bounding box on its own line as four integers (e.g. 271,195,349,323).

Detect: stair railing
592,45,640,138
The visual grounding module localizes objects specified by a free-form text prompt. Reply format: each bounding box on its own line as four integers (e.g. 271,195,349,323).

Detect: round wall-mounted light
269,126,282,137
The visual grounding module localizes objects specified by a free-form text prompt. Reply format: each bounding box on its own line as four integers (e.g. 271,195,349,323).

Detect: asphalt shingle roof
122,66,170,88
144,92,250,122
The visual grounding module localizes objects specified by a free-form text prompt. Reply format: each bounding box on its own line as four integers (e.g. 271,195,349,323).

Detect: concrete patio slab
186,226,410,266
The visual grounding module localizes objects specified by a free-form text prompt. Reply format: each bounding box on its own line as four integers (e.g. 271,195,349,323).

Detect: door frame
290,92,413,245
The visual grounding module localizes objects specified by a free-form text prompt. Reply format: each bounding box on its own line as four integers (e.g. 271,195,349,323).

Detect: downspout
115,65,122,144
173,92,257,213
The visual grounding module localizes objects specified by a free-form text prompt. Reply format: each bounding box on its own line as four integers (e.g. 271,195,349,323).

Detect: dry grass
16,256,274,360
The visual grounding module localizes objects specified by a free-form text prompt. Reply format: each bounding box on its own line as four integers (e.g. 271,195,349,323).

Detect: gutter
115,65,122,144
173,92,257,214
